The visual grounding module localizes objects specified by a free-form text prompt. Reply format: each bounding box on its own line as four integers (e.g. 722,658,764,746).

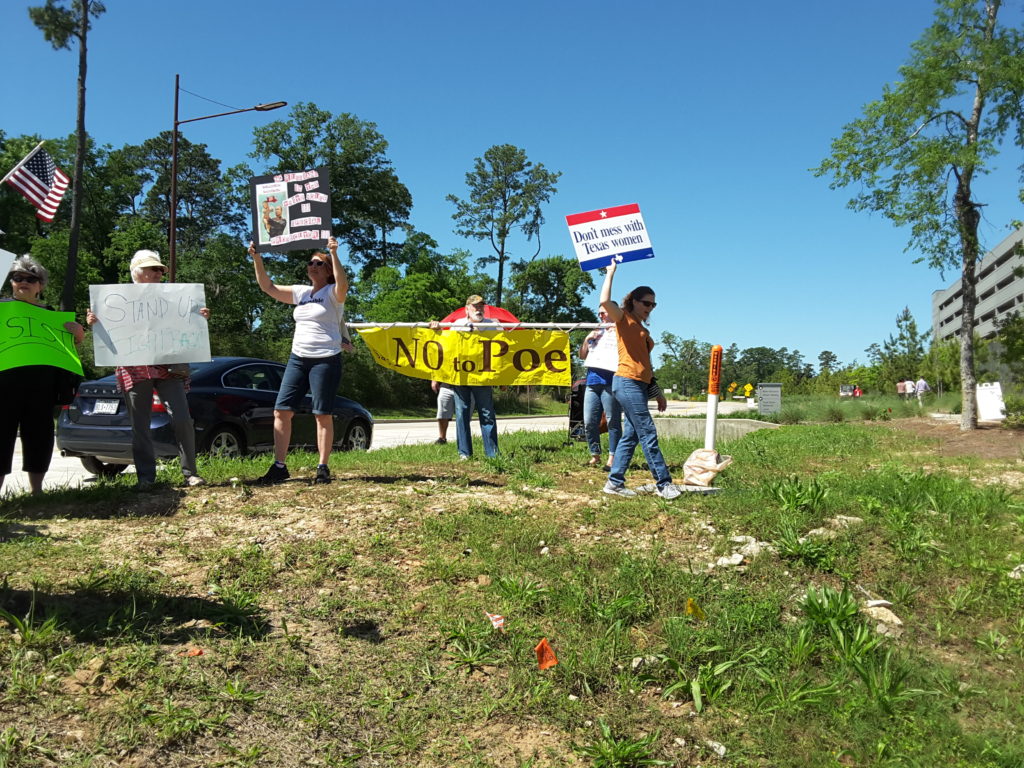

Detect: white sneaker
603,482,637,498
656,484,682,500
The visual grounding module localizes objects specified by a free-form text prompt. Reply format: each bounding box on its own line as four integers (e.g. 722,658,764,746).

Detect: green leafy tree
923,335,983,391
721,343,742,391
117,132,239,256
655,335,712,396
879,307,931,386
505,256,596,323
818,350,839,374
447,144,560,306
737,346,787,384
994,311,1024,378
814,0,1024,430
354,234,490,322
29,0,105,311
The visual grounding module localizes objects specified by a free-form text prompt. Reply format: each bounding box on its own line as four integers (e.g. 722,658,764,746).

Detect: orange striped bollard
704,345,723,451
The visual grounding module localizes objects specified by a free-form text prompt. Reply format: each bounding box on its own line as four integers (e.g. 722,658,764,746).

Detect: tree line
653,304,1024,401
1,104,594,409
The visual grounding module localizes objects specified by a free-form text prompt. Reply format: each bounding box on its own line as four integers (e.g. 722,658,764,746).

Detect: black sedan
57,357,373,476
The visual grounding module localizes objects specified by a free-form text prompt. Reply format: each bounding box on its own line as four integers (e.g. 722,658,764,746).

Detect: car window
223,364,282,392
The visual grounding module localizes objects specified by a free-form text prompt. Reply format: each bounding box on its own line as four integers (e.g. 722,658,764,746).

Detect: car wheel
341,419,371,451
79,456,128,477
205,426,246,459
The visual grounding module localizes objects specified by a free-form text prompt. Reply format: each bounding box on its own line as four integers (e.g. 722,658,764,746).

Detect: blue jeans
275,352,342,414
453,385,498,458
608,375,671,488
584,383,621,458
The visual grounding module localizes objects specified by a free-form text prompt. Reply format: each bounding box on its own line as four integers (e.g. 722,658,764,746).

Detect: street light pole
169,74,286,280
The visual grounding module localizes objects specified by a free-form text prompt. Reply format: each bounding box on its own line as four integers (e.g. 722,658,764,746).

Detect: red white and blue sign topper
566,203,654,271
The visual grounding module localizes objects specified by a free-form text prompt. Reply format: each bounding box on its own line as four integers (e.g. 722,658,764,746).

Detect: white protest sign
89,283,211,366
565,203,655,271
977,381,1006,421
0,248,15,281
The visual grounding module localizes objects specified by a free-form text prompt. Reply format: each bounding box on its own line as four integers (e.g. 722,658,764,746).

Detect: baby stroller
567,378,587,443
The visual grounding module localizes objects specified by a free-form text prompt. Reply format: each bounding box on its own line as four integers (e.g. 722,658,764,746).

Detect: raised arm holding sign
566,203,655,271
250,167,332,252
247,236,349,486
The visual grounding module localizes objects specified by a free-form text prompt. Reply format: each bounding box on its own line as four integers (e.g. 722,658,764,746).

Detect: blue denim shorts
275,352,342,415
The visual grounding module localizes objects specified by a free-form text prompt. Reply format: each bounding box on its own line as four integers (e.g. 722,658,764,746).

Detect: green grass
1,424,1022,766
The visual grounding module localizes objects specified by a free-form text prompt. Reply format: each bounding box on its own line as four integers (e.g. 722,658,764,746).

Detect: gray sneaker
603,482,637,498
656,483,682,500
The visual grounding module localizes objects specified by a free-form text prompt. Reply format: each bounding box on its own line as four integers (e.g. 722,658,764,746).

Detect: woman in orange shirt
599,261,680,499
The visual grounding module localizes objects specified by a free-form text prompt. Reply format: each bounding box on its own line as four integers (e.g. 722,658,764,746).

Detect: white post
704,345,723,451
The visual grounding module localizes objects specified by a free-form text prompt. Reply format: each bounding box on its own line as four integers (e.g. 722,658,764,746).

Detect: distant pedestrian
915,376,931,405
896,379,905,399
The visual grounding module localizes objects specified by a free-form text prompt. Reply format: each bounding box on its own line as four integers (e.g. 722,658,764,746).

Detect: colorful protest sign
89,283,211,366
357,327,571,386
250,167,332,253
0,300,82,375
0,248,15,281
566,203,655,271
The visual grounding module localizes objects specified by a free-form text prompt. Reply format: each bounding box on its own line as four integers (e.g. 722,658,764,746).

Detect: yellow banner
357,327,571,386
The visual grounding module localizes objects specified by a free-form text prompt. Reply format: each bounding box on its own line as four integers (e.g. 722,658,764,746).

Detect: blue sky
3,0,1022,370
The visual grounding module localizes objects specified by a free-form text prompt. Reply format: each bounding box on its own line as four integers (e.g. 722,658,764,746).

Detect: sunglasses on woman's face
10,274,40,284
308,260,329,268
638,300,657,309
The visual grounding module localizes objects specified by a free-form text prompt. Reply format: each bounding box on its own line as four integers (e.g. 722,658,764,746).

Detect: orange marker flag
535,637,558,670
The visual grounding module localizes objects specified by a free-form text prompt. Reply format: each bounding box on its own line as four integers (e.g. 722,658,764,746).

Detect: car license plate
93,399,119,415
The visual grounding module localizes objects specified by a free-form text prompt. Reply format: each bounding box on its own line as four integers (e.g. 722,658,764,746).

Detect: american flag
4,145,70,223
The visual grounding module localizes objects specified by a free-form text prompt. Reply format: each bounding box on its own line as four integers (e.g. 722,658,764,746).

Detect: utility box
757,383,782,416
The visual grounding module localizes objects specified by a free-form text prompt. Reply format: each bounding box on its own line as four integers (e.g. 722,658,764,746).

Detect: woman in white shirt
578,308,622,468
248,237,348,485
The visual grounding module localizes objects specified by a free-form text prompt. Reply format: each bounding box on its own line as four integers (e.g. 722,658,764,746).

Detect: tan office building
932,226,1024,342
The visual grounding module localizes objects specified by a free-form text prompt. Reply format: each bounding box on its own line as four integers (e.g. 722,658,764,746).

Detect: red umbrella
441,305,520,324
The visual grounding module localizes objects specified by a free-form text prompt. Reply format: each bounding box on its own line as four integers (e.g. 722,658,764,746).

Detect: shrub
800,585,859,627
824,405,845,423
1003,394,1024,428
777,407,805,425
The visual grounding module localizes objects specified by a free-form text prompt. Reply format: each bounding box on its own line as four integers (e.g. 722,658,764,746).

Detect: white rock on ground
861,604,904,638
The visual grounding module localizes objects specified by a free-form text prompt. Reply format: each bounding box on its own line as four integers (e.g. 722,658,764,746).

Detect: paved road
3,399,754,496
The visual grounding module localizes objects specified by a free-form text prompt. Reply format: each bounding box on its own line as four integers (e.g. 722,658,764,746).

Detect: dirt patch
886,417,1023,460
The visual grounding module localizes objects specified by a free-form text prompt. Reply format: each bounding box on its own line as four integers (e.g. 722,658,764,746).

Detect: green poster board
0,300,83,375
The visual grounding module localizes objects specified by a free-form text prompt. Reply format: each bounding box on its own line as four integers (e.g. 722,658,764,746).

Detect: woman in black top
0,256,84,496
